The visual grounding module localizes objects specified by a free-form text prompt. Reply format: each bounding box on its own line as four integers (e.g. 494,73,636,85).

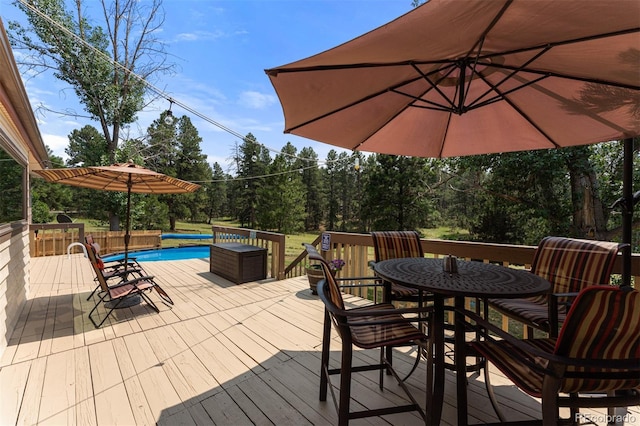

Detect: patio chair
84,235,146,300
469,285,640,425
85,242,173,328
308,244,431,425
371,230,425,303
489,236,622,338
371,230,486,383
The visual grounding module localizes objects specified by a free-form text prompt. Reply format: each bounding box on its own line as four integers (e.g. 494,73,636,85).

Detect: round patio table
374,257,550,426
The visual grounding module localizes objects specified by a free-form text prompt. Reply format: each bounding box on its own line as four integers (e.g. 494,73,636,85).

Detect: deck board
0,254,635,425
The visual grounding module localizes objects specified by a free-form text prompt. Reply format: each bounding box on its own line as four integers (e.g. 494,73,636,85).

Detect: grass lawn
77,218,468,267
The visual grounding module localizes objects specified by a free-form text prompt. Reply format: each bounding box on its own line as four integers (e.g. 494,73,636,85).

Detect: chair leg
483,362,506,422
379,347,385,390
385,344,393,375
87,284,100,301
138,290,160,313
541,377,561,425
401,346,423,382
338,343,353,426
154,284,174,305
320,309,331,402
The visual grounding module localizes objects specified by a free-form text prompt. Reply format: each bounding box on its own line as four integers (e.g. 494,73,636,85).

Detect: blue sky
0,0,413,172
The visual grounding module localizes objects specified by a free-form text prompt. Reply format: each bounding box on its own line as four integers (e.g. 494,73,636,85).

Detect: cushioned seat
471,286,640,424
489,236,622,337
304,243,430,425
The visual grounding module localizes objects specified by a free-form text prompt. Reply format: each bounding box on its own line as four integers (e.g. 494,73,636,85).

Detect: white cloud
239,91,276,109
174,30,226,42
41,133,69,160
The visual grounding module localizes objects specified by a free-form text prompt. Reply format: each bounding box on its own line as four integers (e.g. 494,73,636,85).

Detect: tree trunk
567,151,608,239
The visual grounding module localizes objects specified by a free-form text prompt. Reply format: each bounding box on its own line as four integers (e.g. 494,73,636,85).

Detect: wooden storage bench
210,243,267,284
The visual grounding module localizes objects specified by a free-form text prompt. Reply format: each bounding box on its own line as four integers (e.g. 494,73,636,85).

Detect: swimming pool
102,245,210,262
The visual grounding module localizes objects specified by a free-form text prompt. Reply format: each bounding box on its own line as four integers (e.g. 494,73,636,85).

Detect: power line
15,0,344,166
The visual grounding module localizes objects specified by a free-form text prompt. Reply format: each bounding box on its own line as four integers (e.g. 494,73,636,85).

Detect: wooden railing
29,224,162,257
291,231,639,335
30,223,85,257
211,226,286,280
289,231,639,280
84,230,162,254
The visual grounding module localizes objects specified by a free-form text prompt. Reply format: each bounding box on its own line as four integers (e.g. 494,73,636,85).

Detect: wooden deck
0,254,636,425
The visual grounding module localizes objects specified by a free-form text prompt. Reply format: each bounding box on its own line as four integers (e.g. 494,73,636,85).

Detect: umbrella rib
483,27,640,64
267,28,639,79
459,0,514,106
268,59,470,74
463,0,514,60
484,71,631,148
486,63,640,91
497,96,561,149
285,73,430,133
409,62,459,111
465,45,552,111
467,74,549,111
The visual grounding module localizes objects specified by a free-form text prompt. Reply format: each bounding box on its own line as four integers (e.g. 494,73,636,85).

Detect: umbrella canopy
266,0,639,156
266,0,639,284
34,163,200,265
34,162,200,194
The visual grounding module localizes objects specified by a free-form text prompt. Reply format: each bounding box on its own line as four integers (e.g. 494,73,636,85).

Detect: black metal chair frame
467,288,640,425
85,243,173,328
306,243,432,425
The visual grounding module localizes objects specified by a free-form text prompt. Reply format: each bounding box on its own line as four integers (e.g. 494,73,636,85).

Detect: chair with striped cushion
305,243,430,425
470,286,640,424
85,243,173,328
489,236,622,338
84,234,146,300
371,231,425,302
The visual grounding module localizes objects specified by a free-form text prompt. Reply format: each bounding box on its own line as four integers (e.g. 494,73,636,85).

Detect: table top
374,257,550,298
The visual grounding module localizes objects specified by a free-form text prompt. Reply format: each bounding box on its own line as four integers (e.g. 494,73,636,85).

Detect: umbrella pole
124,177,132,273
621,138,634,288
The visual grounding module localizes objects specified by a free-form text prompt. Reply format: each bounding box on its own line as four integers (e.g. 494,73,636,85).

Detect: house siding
0,18,49,358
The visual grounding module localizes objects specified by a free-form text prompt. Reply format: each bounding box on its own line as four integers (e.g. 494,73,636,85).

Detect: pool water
102,245,210,262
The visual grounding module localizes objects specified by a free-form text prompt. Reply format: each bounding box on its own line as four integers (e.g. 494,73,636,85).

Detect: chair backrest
371,230,424,262
531,236,620,294
85,243,110,293
555,286,640,392
304,243,345,312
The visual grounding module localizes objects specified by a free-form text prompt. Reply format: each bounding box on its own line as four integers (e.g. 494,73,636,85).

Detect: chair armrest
109,274,156,289
466,308,639,376
548,291,580,336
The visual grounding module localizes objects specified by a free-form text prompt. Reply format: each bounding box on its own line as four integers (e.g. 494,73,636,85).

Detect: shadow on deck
0,254,634,425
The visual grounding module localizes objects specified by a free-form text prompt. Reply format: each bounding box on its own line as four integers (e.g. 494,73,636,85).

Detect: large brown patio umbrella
34,163,201,267
266,0,640,285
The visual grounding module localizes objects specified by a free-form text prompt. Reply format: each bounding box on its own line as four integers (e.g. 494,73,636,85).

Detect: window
0,147,25,224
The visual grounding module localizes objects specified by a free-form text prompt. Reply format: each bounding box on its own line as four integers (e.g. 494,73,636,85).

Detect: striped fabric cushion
489,296,557,330
556,286,640,393
471,338,556,397
531,236,620,295
489,237,620,332
372,231,423,298
321,261,346,310
473,287,640,398
348,303,426,349
372,230,424,261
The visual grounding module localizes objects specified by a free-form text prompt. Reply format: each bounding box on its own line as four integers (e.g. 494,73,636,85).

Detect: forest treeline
10,0,638,248
30,114,639,248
